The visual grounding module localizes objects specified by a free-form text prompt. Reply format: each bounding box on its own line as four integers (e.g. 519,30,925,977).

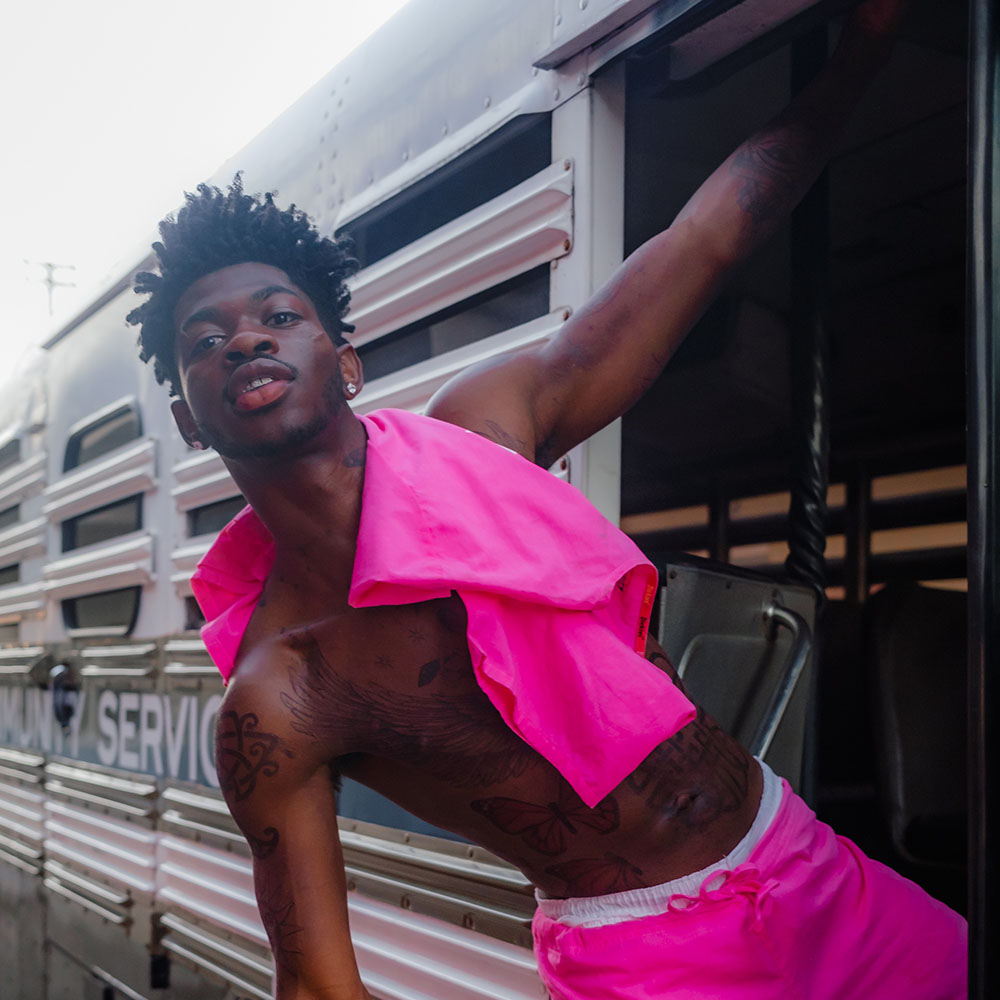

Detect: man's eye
191,333,223,356
268,311,300,326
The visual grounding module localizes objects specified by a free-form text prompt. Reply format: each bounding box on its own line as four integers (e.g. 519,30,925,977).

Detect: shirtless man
130,1,966,996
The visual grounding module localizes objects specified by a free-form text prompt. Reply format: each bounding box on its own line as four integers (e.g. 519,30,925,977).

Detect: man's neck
223,413,368,601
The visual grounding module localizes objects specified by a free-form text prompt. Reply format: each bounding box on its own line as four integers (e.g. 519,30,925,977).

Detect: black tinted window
65,405,141,471
63,495,142,552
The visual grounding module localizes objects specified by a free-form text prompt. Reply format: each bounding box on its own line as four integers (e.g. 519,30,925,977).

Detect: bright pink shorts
532,781,967,999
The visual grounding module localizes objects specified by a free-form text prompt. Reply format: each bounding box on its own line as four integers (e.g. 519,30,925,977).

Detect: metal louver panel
0,746,45,874
347,159,574,347
349,893,545,1000
44,799,158,894
355,309,568,416
43,530,154,600
171,450,238,513
157,833,264,942
0,453,46,510
42,438,155,523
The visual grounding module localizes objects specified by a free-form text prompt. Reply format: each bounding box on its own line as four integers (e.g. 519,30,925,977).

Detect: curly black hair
127,175,358,396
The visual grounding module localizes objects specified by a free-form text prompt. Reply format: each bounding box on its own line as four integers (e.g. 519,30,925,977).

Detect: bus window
64,402,141,472
61,494,142,551
0,438,20,473
188,495,246,537
61,585,141,634
341,115,550,270
357,265,550,381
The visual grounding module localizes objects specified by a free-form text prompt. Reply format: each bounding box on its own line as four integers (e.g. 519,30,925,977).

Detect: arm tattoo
247,827,280,860
729,113,827,242
216,711,295,802
731,132,804,225
482,419,529,454
257,879,304,976
281,632,537,787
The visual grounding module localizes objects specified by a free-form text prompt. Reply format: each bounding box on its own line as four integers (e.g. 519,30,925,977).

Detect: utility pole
24,260,76,315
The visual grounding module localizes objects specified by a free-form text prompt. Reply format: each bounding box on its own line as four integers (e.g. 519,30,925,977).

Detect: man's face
172,262,350,461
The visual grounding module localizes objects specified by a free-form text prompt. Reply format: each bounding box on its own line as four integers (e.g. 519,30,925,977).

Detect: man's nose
225,326,276,363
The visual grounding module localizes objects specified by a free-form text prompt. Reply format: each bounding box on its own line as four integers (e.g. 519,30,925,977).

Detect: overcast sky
0,0,410,358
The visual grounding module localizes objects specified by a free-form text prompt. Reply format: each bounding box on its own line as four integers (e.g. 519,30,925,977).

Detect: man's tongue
235,378,288,412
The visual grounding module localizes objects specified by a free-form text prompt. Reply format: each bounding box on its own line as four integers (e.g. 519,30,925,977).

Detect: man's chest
244,595,516,762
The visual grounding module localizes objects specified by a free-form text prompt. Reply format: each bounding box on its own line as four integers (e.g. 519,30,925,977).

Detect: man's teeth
246,377,275,391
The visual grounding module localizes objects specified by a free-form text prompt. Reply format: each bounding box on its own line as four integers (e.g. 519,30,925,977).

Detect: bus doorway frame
967,0,998,995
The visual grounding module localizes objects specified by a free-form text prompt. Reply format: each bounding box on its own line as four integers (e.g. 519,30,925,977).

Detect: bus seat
866,582,967,870
656,556,817,794
816,600,874,791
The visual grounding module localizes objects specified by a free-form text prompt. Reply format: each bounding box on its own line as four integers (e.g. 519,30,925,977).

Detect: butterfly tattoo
545,852,646,895
470,790,619,856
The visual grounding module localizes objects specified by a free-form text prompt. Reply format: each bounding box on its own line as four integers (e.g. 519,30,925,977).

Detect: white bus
0,0,991,997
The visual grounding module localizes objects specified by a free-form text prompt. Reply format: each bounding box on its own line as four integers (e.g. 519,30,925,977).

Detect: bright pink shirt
191,409,695,806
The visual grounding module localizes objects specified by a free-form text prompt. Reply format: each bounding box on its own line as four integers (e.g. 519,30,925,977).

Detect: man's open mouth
227,360,295,412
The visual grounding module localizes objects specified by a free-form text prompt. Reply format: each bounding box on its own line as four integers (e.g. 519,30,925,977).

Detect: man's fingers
846,0,911,39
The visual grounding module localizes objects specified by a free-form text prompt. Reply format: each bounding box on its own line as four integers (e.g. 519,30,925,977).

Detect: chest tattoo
280,632,538,787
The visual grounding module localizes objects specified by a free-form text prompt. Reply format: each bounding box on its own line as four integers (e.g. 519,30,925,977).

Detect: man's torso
227,589,763,898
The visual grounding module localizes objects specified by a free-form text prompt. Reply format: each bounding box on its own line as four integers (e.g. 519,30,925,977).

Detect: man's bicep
426,350,548,462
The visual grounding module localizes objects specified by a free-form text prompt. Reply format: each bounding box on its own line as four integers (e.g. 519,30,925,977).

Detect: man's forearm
675,6,902,265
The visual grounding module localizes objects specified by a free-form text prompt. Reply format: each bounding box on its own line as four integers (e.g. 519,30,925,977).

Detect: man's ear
338,343,364,399
171,399,205,450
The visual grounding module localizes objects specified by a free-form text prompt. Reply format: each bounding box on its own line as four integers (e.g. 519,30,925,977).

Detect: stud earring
190,440,205,451
346,382,358,396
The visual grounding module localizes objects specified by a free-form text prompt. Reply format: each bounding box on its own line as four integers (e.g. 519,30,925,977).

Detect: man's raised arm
428,0,907,466
215,675,372,1000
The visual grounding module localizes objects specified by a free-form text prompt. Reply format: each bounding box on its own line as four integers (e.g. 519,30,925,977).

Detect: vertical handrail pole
966,0,999,994
844,469,871,606
785,28,831,808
